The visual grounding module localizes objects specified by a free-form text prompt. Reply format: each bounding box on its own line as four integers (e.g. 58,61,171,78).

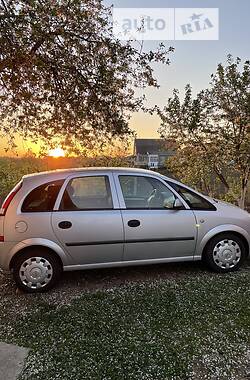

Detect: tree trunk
213,166,230,191
238,167,249,209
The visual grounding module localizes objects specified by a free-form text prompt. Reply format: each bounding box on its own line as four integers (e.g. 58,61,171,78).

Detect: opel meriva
0,168,249,292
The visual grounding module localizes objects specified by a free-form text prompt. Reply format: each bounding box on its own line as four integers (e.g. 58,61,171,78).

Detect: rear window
166,181,216,211
22,180,64,212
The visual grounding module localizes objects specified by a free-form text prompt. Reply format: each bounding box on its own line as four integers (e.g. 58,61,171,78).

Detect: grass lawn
0,269,250,380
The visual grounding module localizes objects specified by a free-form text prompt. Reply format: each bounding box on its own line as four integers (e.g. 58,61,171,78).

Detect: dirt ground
1,259,250,306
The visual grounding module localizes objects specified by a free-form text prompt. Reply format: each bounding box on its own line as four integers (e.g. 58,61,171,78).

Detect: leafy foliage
0,0,173,152
0,152,133,202
0,156,46,202
166,148,242,203
159,56,250,208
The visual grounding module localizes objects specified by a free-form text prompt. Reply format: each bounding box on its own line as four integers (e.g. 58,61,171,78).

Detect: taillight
0,181,23,216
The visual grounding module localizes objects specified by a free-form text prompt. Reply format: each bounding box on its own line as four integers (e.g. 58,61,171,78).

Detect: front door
114,174,197,262
52,173,124,265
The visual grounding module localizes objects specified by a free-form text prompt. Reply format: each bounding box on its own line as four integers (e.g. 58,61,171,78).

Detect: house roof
134,139,174,155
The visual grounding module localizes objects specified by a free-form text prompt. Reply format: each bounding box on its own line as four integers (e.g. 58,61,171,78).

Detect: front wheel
203,233,246,273
12,249,62,293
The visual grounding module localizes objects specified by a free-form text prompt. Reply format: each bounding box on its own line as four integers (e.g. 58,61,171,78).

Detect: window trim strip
65,236,195,247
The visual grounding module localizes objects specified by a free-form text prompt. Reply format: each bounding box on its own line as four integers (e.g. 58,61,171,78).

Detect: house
134,139,175,169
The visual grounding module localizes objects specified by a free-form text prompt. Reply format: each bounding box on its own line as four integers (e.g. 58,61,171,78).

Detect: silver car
0,168,249,293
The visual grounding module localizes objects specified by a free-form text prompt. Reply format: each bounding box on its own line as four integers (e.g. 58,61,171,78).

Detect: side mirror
173,198,183,210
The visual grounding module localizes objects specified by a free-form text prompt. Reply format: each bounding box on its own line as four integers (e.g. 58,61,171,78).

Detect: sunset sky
1,0,249,156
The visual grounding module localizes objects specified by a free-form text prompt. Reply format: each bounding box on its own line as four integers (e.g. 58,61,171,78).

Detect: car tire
12,248,62,293
203,233,246,273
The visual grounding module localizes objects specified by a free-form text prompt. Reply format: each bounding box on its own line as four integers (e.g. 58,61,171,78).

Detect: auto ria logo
113,8,219,41
181,13,214,35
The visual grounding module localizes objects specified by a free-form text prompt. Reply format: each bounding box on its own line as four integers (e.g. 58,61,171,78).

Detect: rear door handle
58,221,72,229
128,219,140,228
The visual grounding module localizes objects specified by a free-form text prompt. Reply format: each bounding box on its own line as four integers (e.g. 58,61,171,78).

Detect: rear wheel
12,249,62,293
203,233,246,273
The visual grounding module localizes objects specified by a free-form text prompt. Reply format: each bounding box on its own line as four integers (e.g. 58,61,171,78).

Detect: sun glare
48,147,65,158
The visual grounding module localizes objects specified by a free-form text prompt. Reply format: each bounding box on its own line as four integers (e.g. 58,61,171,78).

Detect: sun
48,147,65,158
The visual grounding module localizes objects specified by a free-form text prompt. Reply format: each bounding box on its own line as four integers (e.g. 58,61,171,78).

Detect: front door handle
58,221,72,229
128,219,140,228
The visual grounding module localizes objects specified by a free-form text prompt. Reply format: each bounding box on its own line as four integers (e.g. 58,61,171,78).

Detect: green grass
1,271,250,380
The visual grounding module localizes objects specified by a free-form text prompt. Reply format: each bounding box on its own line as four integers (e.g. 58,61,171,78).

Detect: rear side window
166,181,216,211
60,176,113,210
22,180,64,212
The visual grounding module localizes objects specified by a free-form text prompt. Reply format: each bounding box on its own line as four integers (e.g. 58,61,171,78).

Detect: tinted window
166,182,216,210
60,176,113,210
119,176,176,209
22,180,64,212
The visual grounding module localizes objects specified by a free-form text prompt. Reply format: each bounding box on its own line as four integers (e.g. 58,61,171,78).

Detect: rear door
52,173,124,265
114,173,197,262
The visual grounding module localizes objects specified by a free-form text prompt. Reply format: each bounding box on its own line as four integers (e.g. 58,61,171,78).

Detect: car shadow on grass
59,260,207,291
0,260,211,328
1,258,250,301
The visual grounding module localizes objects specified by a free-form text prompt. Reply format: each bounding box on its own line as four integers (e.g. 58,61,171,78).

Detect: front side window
60,176,113,210
22,180,64,212
167,182,216,210
119,175,176,209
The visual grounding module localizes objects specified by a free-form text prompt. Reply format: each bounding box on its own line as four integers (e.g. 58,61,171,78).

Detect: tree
165,146,241,204
159,56,250,208
0,156,46,201
165,146,216,196
0,0,173,153
209,57,250,208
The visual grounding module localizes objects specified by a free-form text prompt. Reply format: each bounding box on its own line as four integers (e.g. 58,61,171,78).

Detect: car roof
22,167,171,181
21,167,215,204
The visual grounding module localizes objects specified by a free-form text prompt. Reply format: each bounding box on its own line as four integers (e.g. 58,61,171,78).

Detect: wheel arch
201,229,249,260
9,238,70,270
